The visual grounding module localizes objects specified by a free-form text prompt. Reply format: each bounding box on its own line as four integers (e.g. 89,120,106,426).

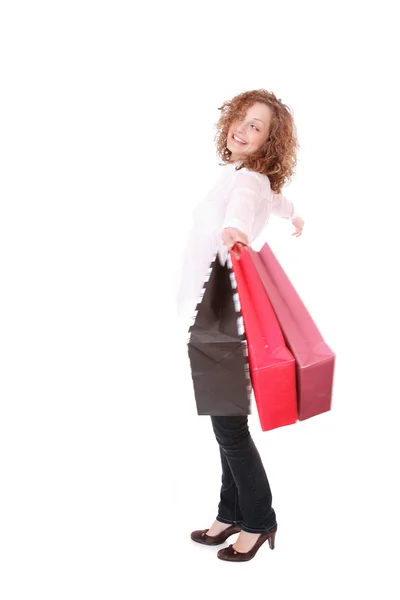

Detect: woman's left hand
291,216,305,237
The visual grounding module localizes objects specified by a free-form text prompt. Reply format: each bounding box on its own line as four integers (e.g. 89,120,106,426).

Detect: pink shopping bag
248,243,335,421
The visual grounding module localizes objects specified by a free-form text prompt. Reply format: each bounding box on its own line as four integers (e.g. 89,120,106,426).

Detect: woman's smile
232,134,247,145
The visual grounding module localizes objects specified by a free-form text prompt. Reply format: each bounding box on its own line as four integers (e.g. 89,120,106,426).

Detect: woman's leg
215,445,243,525
211,415,277,534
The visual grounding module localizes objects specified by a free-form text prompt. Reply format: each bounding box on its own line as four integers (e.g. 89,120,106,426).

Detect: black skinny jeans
211,415,277,534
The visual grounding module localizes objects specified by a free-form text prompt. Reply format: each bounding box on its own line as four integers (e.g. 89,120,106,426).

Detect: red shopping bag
248,243,335,421
229,245,298,432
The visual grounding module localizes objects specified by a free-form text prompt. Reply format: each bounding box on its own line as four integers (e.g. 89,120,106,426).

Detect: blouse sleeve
221,170,263,237
269,193,299,220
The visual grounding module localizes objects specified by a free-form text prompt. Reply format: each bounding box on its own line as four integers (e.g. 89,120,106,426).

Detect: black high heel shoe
191,524,241,546
217,526,277,561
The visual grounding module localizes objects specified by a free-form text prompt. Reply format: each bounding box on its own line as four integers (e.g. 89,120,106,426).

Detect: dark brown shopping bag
187,252,251,416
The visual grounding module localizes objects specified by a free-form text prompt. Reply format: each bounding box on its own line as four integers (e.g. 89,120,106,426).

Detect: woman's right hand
221,227,249,250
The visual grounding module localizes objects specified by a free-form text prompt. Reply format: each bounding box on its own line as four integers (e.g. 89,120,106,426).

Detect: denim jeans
211,415,277,534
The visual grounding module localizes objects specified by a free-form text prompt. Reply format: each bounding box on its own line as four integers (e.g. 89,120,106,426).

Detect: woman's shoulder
232,166,271,195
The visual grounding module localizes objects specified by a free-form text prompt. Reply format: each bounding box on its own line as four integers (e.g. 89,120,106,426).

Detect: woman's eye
251,124,259,131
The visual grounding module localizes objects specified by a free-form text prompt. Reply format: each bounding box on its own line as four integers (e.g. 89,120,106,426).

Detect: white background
1,1,399,598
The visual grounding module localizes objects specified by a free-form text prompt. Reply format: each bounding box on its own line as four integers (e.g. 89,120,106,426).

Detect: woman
177,89,304,562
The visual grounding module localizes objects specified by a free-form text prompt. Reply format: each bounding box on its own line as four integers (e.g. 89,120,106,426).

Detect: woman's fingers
291,217,304,237
221,227,248,249
232,232,248,247
230,241,244,258
226,232,235,249
221,229,233,248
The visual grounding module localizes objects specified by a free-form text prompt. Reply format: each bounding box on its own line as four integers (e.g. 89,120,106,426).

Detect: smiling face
226,101,273,162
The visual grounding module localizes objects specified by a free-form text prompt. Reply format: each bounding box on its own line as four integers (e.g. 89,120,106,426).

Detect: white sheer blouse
176,161,300,324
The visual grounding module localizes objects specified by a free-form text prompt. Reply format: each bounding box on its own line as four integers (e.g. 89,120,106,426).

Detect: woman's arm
220,171,262,250
270,192,298,220
271,193,304,236
221,187,260,248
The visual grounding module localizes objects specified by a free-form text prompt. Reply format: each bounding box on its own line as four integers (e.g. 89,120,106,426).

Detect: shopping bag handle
231,242,247,259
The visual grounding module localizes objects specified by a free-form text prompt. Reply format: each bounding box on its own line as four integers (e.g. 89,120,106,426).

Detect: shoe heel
268,531,276,550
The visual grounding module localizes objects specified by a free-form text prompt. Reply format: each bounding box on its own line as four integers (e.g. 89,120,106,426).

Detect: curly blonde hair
214,89,299,193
